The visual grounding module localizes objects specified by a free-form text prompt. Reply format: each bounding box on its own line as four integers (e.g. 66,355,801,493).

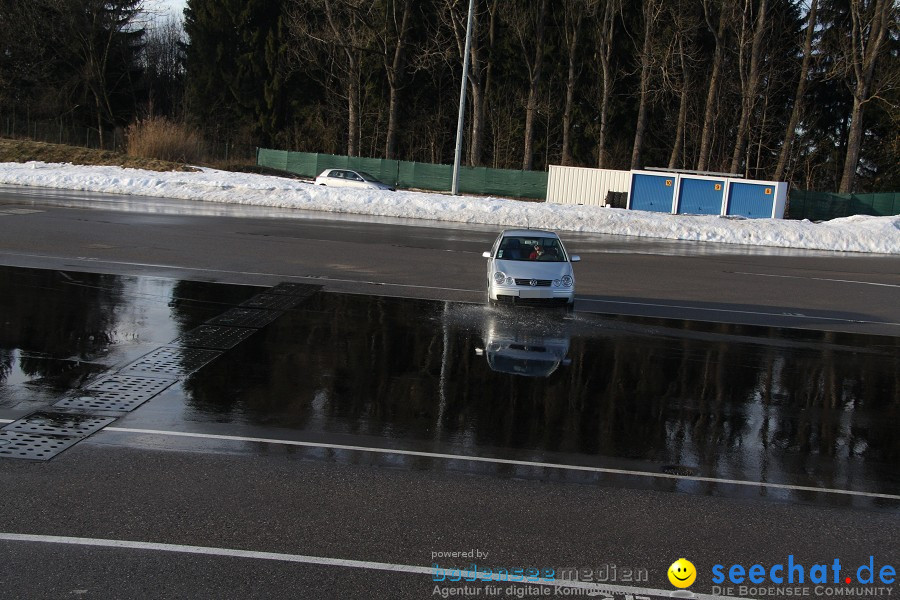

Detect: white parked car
314,168,395,191
483,229,580,307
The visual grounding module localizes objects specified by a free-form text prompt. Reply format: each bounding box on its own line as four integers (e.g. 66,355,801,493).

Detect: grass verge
0,138,197,172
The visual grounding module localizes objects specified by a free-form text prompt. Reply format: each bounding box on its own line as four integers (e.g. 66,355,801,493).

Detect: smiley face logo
668,558,696,588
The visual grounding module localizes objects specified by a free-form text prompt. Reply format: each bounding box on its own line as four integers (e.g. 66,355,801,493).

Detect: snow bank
2,160,898,254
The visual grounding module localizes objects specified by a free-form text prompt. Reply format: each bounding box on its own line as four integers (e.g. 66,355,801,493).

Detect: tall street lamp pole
451,0,475,196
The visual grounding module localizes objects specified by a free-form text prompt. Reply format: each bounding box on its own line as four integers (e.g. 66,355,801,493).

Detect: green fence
257,148,548,200
259,148,899,213
788,190,900,221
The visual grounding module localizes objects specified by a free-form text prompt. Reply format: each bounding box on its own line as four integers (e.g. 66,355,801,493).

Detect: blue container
677,178,724,215
629,174,675,213
727,182,775,218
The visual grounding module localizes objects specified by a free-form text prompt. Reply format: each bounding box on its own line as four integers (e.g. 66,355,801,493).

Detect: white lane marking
0,533,747,599
102,427,900,500
0,251,480,293
0,208,44,215
734,271,900,289
577,298,900,326
4,250,895,323
5,417,894,499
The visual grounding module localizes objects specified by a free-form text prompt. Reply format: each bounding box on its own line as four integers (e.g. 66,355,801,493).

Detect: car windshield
496,236,565,262
356,171,380,182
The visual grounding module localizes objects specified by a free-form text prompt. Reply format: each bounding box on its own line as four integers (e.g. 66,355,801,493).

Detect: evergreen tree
184,0,244,140
142,16,186,118
1,0,144,143
184,0,290,145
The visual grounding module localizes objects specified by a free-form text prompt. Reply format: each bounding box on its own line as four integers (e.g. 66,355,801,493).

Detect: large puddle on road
1,266,898,501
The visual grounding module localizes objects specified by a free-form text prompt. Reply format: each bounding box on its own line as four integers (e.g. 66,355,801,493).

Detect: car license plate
519,289,552,299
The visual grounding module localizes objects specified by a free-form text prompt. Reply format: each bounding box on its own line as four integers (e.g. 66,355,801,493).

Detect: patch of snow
1,161,898,254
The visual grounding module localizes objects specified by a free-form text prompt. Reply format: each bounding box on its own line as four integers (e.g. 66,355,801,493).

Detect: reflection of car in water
475,311,571,377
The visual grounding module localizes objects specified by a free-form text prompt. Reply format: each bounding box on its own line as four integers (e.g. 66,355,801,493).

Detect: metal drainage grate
0,431,80,461
267,282,320,297
2,412,115,437
206,307,283,329
53,375,176,412
240,293,309,311
662,465,698,477
174,325,256,350
119,346,222,378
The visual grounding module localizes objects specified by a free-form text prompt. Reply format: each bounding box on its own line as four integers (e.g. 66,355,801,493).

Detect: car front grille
514,278,552,287
496,295,569,307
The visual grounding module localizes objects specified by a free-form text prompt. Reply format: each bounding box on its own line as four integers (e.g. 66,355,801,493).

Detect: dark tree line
0,0,187,146
1,0,897,193
0,0,148,147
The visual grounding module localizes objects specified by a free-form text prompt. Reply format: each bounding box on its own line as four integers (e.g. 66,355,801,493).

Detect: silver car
475,311,571,377
483,229,580,307
314,168,395,191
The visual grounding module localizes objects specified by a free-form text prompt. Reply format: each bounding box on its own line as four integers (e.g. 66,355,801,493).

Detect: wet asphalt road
1,184,899,335
0,186,899,600
3,446,897,600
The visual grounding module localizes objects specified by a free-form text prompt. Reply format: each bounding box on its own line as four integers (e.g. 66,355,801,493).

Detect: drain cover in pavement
174,325,256,350
53,375,176,412
662,465,698,477
2,412,115,437
0,431,80,461
207,307,283,328
267,282,320,297
119,346,222,377
240,293,309,311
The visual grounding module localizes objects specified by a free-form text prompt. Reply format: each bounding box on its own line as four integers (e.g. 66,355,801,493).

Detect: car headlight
553,279,561,287
560,275,573,288
493,271,506,285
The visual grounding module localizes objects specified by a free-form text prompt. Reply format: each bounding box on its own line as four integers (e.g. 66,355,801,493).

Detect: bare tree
667,24,698,169
697,0,732,172
55,0,145,147
837,0,895,192
142,15,185,116
773,0,817,181
286,0,375,157
560,0,585,166
590,0,621,169
377,0,412,159
631,0,663,169
507,0,548,171
444,0,498,167
729,0,768,175
477,1,499,166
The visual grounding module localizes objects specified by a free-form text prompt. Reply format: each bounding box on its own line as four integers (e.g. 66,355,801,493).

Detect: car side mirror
482,251,491,258
570,255,581,262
